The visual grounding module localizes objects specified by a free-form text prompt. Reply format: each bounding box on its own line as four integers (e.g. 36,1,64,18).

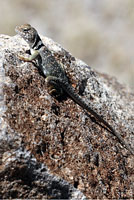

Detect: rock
0,149,86,199
0,33,134,199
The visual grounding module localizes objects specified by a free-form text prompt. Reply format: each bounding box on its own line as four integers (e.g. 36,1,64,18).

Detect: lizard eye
23,28,30,32
23,27,31,32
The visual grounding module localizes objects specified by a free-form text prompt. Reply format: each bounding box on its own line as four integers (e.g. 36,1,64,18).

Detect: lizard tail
58,79,134,156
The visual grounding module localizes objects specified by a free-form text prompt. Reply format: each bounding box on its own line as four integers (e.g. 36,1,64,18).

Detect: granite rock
0,33,134,199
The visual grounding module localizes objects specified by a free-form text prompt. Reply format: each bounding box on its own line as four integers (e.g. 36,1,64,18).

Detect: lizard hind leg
46,76,63,97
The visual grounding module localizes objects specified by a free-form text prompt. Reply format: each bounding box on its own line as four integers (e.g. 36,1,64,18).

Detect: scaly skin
15,24,134,156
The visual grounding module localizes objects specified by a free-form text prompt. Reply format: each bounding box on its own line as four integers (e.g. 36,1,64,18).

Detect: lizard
15,24,134,156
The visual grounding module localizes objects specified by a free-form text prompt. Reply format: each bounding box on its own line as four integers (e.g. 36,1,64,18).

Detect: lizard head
15,24,40,49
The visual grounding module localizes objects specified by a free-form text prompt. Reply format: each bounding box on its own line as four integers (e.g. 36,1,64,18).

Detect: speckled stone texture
0,33,134,199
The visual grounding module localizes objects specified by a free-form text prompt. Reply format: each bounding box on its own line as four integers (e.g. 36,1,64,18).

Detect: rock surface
0,33,134,199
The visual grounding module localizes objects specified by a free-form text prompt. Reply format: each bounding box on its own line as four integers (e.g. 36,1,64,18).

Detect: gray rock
0,33,134,199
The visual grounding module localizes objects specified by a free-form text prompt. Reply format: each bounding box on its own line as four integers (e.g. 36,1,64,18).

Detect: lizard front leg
18,49,39,62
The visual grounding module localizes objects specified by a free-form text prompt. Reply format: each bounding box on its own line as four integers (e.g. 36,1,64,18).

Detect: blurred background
0,0,134,88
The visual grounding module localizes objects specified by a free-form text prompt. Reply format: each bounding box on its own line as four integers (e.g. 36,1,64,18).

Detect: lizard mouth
15,26,20,35
15,26,25,39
